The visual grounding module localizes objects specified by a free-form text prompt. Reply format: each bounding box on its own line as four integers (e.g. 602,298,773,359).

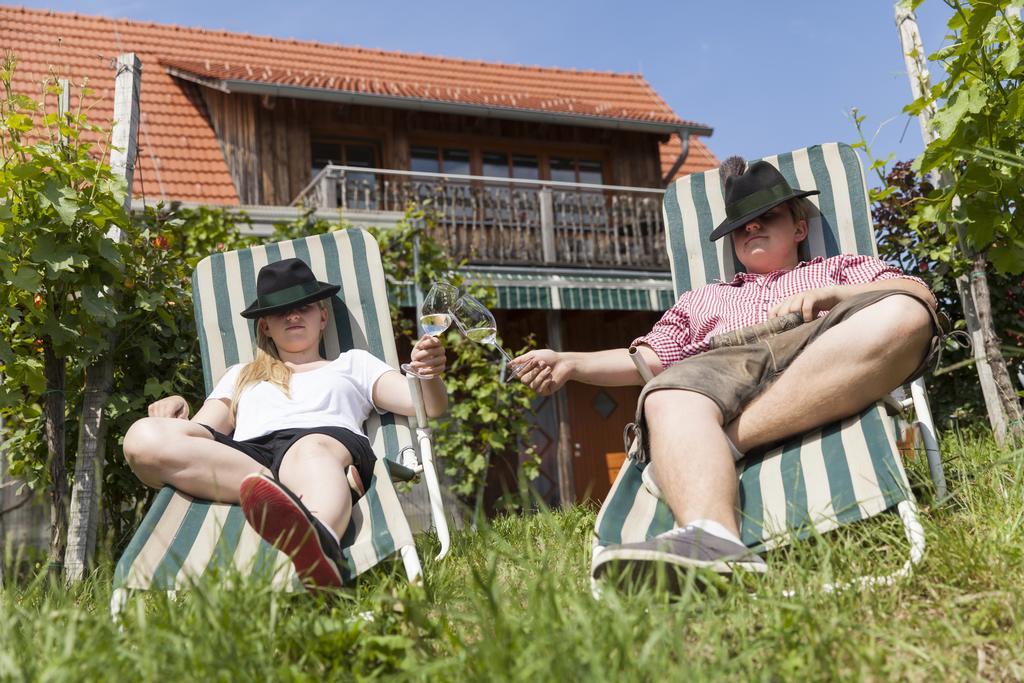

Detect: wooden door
559,310,660,504
567,382,640,503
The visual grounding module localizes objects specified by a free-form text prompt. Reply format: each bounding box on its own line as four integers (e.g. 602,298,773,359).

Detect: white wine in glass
419,282,458,337
451,295,523,382
420,313,453,336
464,325,497,343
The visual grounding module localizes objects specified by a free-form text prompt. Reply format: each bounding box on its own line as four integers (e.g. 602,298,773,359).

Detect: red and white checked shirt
632,254,929,368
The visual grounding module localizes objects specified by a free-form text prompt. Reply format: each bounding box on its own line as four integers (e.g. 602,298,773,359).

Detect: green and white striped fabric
394,270,677,312
664,142,876,293
465,271,677,311
594,143,914,556
596,403,911,552
114,229,416,591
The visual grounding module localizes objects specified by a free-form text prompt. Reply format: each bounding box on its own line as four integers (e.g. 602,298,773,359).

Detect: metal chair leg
404,369,451,560
110,587,130,625
910,377,947,499
400,544,423,585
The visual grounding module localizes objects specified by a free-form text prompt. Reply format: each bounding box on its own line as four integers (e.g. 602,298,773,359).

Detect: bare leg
725,294,933,452
277,434,353,538
646,294,934,535
646,389,740,535
123,417,264,502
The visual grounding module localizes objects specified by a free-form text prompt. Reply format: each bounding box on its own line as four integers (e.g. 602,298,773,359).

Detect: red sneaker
238,473,344,591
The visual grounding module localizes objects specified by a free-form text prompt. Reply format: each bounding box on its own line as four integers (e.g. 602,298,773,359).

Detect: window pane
511,154,539,180
482,152,510,177
443,148,471,175
578,159,604,186
410,146,440,173
311,141,341,171
549,157,576,183
345,144,376,168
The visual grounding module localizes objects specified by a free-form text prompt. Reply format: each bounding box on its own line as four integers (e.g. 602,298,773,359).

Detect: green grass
2,433,1023,681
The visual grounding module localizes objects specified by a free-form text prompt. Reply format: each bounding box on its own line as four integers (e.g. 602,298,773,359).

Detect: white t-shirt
207,350,395,442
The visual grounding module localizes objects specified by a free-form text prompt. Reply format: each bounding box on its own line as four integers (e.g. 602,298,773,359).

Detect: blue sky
19,0,952,171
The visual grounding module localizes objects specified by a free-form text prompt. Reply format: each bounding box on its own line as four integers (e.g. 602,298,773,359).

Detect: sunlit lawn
2,432,1022,681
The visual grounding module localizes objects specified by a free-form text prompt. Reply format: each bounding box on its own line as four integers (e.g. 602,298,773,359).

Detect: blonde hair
230,300,328,416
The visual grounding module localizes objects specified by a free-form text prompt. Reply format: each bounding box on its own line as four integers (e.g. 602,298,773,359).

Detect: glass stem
492,343,514,365
492,343,523,377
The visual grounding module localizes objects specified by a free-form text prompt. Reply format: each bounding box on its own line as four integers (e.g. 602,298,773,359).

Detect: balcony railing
293,166,669,271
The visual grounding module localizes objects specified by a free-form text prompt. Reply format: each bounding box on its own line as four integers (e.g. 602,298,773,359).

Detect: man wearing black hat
511,158,942,580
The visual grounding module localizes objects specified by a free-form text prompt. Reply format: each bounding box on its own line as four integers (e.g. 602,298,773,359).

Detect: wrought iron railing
293,166,669,270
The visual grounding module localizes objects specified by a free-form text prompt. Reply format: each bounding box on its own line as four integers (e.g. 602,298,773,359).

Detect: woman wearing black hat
122,258,447,591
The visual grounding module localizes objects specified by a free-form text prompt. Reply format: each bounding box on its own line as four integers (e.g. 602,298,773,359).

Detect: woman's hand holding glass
409,334,446,379
402,282,455,380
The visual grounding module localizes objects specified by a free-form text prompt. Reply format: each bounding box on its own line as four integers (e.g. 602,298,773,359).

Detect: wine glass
402,281,458,381
419,282,458,337
450,294,524,382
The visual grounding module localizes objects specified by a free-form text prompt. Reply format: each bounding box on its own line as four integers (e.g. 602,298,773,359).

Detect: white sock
688,518,744,546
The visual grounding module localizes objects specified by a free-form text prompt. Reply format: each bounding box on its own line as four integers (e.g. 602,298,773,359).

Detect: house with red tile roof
1,5,715,206
2,5,720,507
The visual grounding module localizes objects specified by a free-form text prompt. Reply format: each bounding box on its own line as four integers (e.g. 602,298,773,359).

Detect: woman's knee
283,434,352,467
123,417,200,470
124,418,159,467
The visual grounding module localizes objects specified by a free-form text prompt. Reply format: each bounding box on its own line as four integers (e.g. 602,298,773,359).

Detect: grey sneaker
593,526,767,586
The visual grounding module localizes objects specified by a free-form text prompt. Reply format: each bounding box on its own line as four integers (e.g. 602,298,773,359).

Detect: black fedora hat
239,258,341,319
709,161,819,241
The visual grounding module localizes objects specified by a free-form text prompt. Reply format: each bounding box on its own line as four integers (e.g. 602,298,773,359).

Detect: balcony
293,166,669,271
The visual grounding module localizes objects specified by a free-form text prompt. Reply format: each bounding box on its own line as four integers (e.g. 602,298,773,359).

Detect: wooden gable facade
202,90,678,207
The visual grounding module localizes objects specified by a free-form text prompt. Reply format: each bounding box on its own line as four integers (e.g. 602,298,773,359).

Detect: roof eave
167,68,713,137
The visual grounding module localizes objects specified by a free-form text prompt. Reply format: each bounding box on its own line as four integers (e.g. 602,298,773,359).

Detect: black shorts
200,425,377,487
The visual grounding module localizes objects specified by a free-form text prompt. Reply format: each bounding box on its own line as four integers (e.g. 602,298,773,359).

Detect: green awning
394,269,676,312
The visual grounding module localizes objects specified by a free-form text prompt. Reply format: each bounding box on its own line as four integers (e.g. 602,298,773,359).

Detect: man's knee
644,389,722,427
856,294,933,350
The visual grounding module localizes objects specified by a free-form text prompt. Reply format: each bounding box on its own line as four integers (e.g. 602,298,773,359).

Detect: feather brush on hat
719,156,747,181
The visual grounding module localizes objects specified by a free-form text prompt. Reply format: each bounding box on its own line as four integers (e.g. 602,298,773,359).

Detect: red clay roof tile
3,5,716,203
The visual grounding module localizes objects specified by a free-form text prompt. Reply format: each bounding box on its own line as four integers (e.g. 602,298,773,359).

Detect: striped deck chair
111,229,449,616
593,143,945,591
